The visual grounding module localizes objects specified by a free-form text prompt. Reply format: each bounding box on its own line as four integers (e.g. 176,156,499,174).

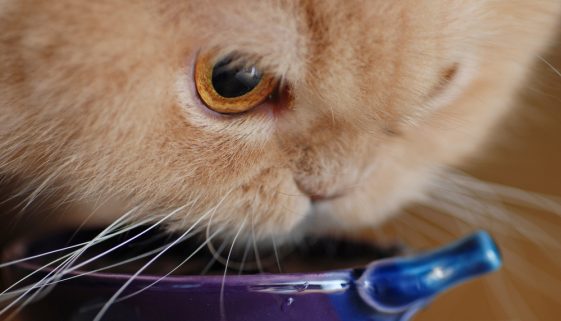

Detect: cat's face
1,0,560,241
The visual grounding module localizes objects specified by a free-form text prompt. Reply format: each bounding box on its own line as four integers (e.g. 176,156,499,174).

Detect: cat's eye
194,52,277,114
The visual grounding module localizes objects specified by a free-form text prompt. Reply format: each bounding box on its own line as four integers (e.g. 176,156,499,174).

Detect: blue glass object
356,230,502,315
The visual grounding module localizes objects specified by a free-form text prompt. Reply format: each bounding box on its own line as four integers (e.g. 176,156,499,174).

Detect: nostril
309,193,345,203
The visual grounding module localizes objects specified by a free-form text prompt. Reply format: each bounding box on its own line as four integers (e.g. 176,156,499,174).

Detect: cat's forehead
2,0,490,129
163,1,484,82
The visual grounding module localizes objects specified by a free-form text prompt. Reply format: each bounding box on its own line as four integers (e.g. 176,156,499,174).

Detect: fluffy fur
1,0,560,243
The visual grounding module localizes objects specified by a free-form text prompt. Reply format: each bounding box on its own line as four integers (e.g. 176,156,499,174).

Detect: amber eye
194,52,277,114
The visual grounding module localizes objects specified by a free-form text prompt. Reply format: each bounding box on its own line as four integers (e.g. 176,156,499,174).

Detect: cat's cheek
301,163,433,234
174,68,277,144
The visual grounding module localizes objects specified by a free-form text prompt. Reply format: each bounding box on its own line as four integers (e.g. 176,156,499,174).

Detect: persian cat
1,1,560,320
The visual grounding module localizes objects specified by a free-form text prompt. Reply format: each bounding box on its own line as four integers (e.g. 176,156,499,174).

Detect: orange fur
1,0,560,241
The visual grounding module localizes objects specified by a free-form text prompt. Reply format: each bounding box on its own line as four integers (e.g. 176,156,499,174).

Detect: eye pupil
194,51,277,114
211,57,263,98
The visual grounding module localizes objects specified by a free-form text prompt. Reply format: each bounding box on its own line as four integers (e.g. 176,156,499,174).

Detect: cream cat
1,0,561,319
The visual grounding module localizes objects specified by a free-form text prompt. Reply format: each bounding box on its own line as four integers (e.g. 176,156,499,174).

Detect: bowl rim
1,231,359,286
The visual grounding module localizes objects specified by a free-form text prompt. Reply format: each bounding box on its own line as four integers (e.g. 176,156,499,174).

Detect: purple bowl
1,228,501,321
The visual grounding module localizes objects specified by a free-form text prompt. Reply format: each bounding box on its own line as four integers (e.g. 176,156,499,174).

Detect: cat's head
1,0,560,242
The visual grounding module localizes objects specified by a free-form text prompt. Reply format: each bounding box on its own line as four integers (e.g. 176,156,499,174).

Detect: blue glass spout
356,231,502,314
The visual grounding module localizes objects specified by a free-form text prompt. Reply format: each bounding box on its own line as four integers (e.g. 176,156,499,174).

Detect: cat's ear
407,56,478,125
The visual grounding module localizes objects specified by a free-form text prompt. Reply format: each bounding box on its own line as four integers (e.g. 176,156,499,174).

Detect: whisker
423,168,561,319
0,253,72,303
92,190,233,321
2,240,176,299
444,169,561,217
116,227,224,303
0,207,142,310
92,216,204,320
0,212,150,269
251,213,263,274
429,177,561,248
11,206,189,307
237,239,252,275
1,205,186,318
1,216,131,317
203,191,233,274
539,56,561,79
220,216,246,321
17,157,75,213
58,208,189,274
394,210,454,245
426,188,560,278
201,238,228,275
271,236,282,273
1,217,155,294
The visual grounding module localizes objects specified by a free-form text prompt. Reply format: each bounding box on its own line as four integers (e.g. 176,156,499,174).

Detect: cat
1,0,561,320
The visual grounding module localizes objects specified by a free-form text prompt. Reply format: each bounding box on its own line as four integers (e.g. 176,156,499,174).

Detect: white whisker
539,56,561,79
116,228,224,303
250,213,263,274
2,240,173,299
429,173,561,248
422,168,561,319
0,206,141,314
220,216,246,321
0,253,72,303
0,212,151,270
271,236,282,273
201,238,228,275
0,217,152,299
92,190,232,321
395,211,454,245
445,169,561,217
237,239,252,275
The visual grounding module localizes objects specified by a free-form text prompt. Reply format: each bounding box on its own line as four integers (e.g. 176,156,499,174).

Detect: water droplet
281,297,295,312
295,282,309,292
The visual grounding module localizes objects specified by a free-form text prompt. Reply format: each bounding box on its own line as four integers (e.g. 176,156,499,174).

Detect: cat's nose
294,178,347,203
309,193,344,202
